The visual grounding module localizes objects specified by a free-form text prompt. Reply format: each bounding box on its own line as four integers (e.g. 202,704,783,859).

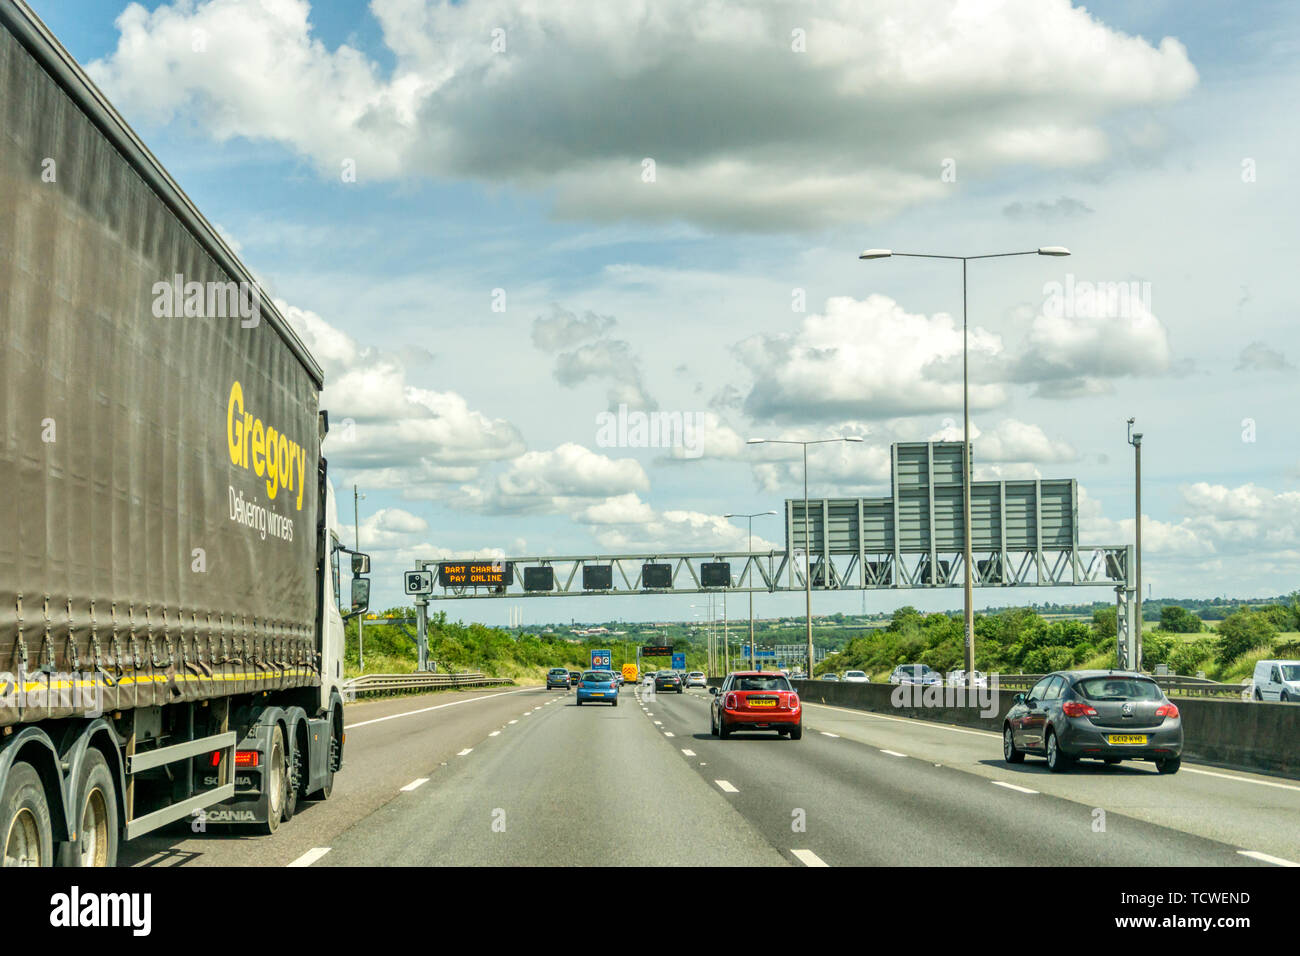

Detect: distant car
842,670,869,683
820,673,840,681
890,664,940,686
1003,670,1183,774
1251,660,1300,702
576,670,619,706
613,671,625,686
654,671,683,694
946,669,988,687
546,667,570,690
686,671,707,688
710,671,802,739
568,670,581,686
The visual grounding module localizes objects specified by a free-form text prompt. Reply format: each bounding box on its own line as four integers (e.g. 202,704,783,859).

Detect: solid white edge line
791,849,829,867
287,847,331,867
344,687,531,729
715,780,739,793
820,732,840,737
488,730,501,737
400,778,429,792
991,780,1038,794
664,731,675,737
880,749,907,757
1238,850,1300,867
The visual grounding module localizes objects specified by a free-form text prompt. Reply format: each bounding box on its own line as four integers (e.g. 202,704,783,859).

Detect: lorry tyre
66,750,118,867
1,762,53,867
307,714,339,802
283,733,301,823
262,726,287,835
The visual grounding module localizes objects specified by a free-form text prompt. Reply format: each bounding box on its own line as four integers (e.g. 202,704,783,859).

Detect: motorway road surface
124,684,1300,867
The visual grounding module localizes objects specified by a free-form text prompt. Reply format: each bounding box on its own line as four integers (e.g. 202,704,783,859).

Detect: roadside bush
1215,608,1277,666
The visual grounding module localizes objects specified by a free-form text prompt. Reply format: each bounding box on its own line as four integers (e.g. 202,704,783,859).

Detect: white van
1251,660,1300,702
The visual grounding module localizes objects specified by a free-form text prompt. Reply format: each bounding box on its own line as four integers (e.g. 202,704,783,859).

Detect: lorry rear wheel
307,717,339,801
283,736,301,823
262,726,287,835
68,750,118,867
1,762,53,867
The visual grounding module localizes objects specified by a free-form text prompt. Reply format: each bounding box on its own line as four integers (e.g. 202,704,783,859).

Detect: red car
710,671,802,739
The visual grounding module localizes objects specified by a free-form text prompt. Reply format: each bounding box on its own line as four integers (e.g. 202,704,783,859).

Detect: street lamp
1127,418,1143,670
860,245,1069,686
745,436,863,679
724,510,777,670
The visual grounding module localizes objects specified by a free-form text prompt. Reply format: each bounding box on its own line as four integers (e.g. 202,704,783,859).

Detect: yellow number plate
748,699,776,708
1106,734,1147,746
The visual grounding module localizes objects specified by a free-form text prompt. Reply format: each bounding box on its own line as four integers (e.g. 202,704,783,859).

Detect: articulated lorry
0,0,370,866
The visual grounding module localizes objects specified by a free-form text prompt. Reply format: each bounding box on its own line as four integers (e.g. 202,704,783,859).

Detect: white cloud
89,0,1196,231
457,442,650,515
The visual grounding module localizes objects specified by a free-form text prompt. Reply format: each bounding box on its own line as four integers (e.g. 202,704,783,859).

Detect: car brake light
235,750,259,768
1155,703,1179,719
725,693,737,709
1062,701,1097,717
788,693,799,710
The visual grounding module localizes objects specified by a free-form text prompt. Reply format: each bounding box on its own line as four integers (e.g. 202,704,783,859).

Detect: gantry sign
410,442,1141,669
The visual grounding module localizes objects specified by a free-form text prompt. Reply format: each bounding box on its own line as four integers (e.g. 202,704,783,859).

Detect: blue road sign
671,652,686,670
591,648,612,669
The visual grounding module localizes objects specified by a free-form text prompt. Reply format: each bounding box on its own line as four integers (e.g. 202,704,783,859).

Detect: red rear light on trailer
1062,701,1097,717
235,750,259,768
1155,703,1180,719
209,751,222,767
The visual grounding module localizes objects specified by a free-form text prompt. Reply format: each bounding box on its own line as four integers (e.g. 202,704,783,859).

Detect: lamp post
1127,418,1143,670
859,246,1069,685
724,510,777,670
745,437,863,679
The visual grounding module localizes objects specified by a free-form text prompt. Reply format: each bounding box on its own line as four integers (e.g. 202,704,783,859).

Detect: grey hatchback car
1003,670,1183,774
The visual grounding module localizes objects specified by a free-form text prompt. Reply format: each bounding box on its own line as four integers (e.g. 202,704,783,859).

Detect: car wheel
612,698,618,707
1283,691,1292,703
576,699,582,706
710,710,719,737
1103,757,1121,765
789,723,802,741
1254,687,1263,701
718,716,730,739
1156,756,1181,774
1002,725,1024,764
1045,730,1072,773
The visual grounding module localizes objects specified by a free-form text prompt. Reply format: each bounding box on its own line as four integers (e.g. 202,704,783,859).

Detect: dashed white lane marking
489,731,501,737
1238,850,1300,867
508,720,517,725
991,781,1038,794
820,732,840,738
654,721,663,725
287,847,331,867
457,748,473,756
791,849,829,867
715,780,739,793
664,731,675,737
681,749,696,756
880,749,907,757
1185,768,1300,793
400,778,429,792
344,687,531,729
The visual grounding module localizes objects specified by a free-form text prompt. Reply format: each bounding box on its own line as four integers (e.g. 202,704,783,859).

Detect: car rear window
549,668,567,675
1075,677,1163,701
734,675,792,692
583,671,614,682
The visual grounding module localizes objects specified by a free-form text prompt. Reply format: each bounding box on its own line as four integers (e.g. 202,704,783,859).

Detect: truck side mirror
351,553,370,575
350,577,371,615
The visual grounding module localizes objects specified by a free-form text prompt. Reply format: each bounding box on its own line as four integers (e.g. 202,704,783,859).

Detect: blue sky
31,0,1300,623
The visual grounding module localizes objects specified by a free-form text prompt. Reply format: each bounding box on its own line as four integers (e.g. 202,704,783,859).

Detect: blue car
576,670,619,706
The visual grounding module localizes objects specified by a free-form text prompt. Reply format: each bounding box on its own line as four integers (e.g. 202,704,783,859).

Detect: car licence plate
1107,734,1147,745
593,692,604,696
749,699,776,708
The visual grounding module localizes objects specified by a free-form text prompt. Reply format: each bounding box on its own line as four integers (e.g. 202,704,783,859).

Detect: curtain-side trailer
0,0,370,866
